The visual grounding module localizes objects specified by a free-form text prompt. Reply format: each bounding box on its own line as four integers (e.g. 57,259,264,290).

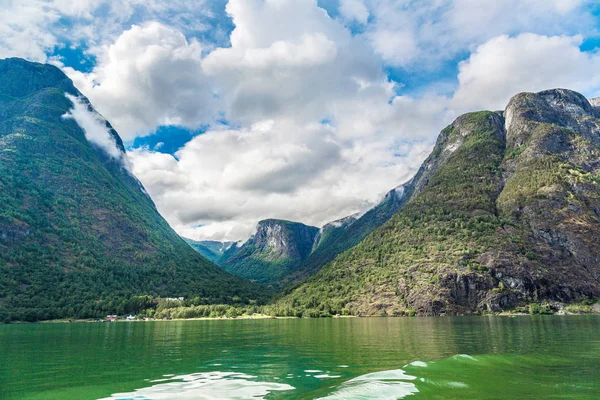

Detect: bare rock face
252,219,318,261
219,219,319,285
490,89,600,307
589,97,600,116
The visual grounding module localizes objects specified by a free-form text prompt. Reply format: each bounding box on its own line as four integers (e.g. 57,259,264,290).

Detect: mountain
0,58,267,322
284,185,408,284
218,219,319,285
184,239,234,264
198,186,408,287
273,89,600,317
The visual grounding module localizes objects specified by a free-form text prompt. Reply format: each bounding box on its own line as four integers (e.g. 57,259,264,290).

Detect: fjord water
1,317,599,399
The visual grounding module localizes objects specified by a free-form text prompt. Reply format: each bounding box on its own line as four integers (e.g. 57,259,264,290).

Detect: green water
1,316,599,399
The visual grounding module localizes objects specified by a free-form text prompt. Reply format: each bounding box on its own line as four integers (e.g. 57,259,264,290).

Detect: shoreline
18,310,599,324
37,314,301,324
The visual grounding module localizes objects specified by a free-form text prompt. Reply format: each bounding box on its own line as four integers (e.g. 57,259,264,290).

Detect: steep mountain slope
0,58,267,322
184,239,233,264
274,89,600,316
219,219,319,285
284,186,408,284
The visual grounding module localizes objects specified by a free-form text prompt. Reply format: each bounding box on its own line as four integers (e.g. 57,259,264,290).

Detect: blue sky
2,0,600,240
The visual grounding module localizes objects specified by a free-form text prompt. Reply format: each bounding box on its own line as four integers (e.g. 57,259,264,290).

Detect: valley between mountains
2,58,600,321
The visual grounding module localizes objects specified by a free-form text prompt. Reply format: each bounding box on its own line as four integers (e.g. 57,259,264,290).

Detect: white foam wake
97,371,294,400
315,369,419,399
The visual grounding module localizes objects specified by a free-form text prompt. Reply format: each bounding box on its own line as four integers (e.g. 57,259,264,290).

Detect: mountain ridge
270,88,600,316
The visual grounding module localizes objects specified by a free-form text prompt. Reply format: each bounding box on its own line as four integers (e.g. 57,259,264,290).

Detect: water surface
1,316,599,399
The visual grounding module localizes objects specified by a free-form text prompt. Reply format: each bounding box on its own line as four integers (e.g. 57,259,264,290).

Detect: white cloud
205,33,338,71
62,93,124,160
128,118,433,241
201,0,386,126
361,0,596,67
452,34,600,110
339,0,369,24
0,0,217,64
63,22,218,139
0,1,61,62
367,29,418,67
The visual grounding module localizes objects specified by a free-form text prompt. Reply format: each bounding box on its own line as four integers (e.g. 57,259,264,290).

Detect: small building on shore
105,315,118,322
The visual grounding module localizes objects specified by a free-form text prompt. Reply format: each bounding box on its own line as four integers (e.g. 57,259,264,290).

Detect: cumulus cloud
368,29,418,68
201,0,386,126
0,0,217,63
62,93,124,160
361,0,596,67
0,1,61,62
452,34,600,110
64,22,218,139
128,119,432,241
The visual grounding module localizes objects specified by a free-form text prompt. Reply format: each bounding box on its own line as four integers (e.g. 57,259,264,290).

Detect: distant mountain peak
214,219,319,285
320,213,360,232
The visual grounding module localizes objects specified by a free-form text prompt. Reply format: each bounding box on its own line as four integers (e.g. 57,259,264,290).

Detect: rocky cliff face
253,219,319,261
274,89,600,317
219,219,319,285
489,89,600,307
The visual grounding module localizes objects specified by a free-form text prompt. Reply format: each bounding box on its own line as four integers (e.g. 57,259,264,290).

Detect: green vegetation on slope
284,187,406,285
0,58,269,322
273,92,600,316
273,111,509,316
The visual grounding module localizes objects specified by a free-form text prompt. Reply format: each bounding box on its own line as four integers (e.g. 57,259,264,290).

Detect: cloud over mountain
2,0,600,240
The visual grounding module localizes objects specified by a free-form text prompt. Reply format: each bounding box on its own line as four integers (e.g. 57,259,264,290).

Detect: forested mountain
0,58,267,322
273,89,600,317
190,187,408,286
